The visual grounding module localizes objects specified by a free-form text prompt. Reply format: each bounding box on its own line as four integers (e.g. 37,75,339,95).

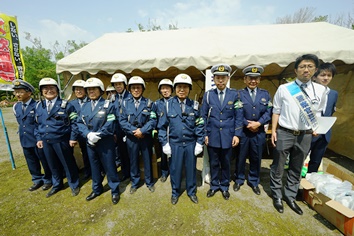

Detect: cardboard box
301,164,354,236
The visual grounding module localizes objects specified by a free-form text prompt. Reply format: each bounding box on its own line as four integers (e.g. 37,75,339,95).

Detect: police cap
211,64,231,76
12,79,35,93
242,65,264,77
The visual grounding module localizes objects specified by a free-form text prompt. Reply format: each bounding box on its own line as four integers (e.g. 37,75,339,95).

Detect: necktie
180,101,185,113
22,103,27,114
47,101,52,114
219,91,224,105
91,101,96,111
135,100,139,110
251,90,256,102
119,94,123,105
300,83,308,90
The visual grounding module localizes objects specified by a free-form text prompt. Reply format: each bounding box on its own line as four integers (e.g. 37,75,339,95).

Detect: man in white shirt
270,54,326,215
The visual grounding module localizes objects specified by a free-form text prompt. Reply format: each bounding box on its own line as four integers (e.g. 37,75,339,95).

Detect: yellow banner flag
0,13,25,91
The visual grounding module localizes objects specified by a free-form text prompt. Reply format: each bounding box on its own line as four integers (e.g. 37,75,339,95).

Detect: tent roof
56,22,354,78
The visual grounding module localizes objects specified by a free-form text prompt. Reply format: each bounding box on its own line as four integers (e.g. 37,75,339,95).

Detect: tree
276,7,354,30
21,46,56,91
276,7,316,24
127,19,178,32
21,33,87,92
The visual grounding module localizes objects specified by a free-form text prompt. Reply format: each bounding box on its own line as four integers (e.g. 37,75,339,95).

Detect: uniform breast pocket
27,112,36,125
54,113,69,125
259,101,268,112
141,110,150,122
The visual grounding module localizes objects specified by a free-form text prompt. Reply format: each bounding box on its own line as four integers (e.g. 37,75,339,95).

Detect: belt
279,126,312,136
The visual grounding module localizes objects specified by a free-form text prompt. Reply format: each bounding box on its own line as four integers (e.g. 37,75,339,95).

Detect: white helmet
158,78,173,91
173,73,192,89
84,77,105,91
128,76,145,89
111,73,127,85
72,79,85,91
39,77,59,91
106,85,115,92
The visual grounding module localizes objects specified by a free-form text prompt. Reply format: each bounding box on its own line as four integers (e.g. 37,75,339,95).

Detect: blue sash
286,82,319,130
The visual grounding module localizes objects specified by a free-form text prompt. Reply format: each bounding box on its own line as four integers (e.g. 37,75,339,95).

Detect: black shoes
233,183,241,192
72,187,80,196
42,183,52,191
222,191,230,200
273,198,284,213
189,195,198,204
29,182,43,191
171,196,179,205
285,199,303,215
207,189,217,198
86,192,101,201
46,188,61,198
250,185,261,195
148,185,155,193
160,176,167,183
112,195,120,205
130,187,137,194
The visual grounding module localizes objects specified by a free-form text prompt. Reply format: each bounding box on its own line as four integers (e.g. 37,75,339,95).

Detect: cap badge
87,79,93,82
14,81,20,86
181,75,187,79
218,66,225,72
251,67,258,73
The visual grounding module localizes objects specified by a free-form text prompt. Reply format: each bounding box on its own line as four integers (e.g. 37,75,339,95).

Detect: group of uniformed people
13,58,334,211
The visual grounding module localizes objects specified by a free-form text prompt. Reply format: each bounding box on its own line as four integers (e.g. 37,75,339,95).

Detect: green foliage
128,19,178,32
21,46,56,87
313,15,328,22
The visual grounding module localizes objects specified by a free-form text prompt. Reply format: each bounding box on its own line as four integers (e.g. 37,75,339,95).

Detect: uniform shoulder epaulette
61,99,68,109
36,100,42,109
103,99,110,109
12,102,19,115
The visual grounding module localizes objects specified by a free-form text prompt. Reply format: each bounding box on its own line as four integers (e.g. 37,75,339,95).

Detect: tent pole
0,108,16,170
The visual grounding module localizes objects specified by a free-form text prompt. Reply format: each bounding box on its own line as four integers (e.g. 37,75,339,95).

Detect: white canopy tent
56,22,354,158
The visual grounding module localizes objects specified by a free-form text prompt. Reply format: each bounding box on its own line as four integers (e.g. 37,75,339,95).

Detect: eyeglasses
297,65,316,70
13,91,28,95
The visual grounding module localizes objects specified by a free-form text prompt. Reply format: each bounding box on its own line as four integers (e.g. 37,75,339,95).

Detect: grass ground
0,107,350,236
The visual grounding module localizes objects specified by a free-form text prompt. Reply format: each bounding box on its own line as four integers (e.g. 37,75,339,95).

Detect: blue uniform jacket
240,87,272,133
315,89,338,143
77,97,116,138
115,91,132,137
119,96,157,138
13,99,37,148
69,97,89,135
158,96,204,146
35,98,78,143
201,88,243,149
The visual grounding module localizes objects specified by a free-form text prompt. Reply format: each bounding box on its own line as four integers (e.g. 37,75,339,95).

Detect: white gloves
87,132,101,145
162,143,172,156
194,143,203,156
123,136,127,142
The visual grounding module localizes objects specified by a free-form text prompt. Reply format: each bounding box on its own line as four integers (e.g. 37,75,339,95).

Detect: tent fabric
56,22,354,159
56,22,354,77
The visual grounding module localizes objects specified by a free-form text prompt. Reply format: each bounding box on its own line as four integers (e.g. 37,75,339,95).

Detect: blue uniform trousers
236,132,265,187
207,146,232,191
77,136,91,178
170,143,196,197
23,146,52,184
117,134,130,178
160,148,169,178
308,135,328,173
87,137,120,195
126,137,153,188
42,141,79,190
